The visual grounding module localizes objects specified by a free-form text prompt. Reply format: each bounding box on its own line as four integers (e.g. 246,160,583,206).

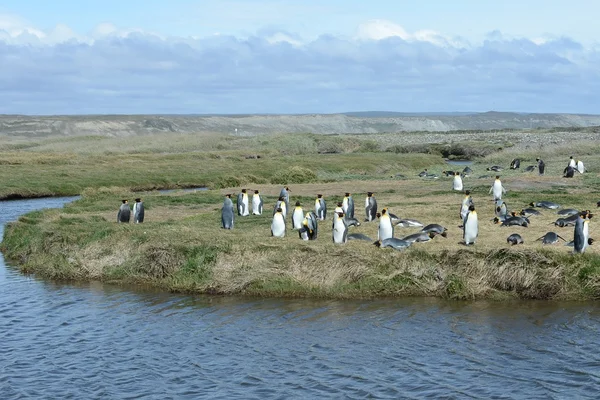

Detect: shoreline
2,182,599,301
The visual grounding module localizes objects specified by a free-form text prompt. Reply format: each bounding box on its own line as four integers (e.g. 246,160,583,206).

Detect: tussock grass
3,130,600,299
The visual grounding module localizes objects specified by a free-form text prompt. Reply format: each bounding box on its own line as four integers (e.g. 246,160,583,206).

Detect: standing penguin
453,171,463,191
489,176,506,201
273,196,287,217
568,156,576,169
251,190,263,215
117,200,131,223
292,201,304,230
271,207,286,237
365,192,378,222
463,204,478,245
378,208,394,241
221,194,235,229
237,189,250,216
133,198,145,223
576,160,585,174
563,165,575,178
305,211,318,240
573,213,589,253
315,194,327,221
342,192,355,219
536,158,545,176
460,190,473,220
332,212,348,244
279,186,290,213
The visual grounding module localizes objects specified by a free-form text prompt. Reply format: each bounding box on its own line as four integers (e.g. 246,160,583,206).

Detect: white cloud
0,14,599,114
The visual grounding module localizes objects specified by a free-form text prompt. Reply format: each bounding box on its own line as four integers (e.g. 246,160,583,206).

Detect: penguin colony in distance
211,153,592,254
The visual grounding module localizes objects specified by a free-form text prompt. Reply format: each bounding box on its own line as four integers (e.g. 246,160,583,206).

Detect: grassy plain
2,128,600,300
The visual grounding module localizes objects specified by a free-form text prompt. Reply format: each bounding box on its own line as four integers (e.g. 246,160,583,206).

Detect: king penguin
342,192,355,219
378,208,394,241
332,211,348,244
365,192,378,222
536,158,545,176
237,189,250,216
273,196,288,218
252,190,263,215
568,156,576,169
453,171,463,191
463,204,478,245
271,207,286,237
460,190,473,220
117,200,131,223
133,198,145,223
573,212,590,254
221,194,235,229
279,186,290,213
489,175,506,201
576,160,585,174
292,201,304,230
315,194,327,221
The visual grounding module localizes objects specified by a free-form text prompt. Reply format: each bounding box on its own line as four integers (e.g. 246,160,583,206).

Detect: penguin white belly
583,220,590,251
252,196,262,215
464,212,478,245
332,217,347,244
271,214,286,237
378,216,394,240
280,202,287,217
460,203,469,220
342,198,349,214
292,209,304,229
241,195,250,216
577,161,585,174
492,182,503,200
453,176,463,191
569,159,576,168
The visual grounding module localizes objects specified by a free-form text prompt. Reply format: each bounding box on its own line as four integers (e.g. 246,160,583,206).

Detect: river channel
1,196,599,399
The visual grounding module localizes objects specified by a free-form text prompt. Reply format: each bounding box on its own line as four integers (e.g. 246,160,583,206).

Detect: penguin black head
428,231,436,239
597,201,600,207
276,207,283,213
373,240,382,247
465,190,471,195
570,156,573,159
345,192,350,196
496,175,500,179
225,194,232,198
589,238,595,245
135,198,141,202
469,204,475,212
493,217,500,224
381,208,387,214
337,202,343,207
511,211,517,216
122,199,128,204
337,212,344,218
278,196,284,201
295,201,301,206
529,202,535,207
285,187,291,191
317,194,323,198
367,192,373,196
536,157,540,161
254,190,259,194
241,188,247,193
376,212,381,218
440,231,448,238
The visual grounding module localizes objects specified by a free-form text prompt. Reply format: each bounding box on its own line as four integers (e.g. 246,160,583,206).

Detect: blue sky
1,1,599,114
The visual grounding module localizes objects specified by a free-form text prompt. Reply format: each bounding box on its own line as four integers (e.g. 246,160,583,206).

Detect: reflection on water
1,197,600,399
446,159,474,166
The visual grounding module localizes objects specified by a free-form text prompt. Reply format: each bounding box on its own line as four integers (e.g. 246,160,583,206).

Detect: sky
1,0,600,115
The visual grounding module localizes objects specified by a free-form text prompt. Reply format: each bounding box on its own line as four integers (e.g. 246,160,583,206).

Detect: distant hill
2,112,600,138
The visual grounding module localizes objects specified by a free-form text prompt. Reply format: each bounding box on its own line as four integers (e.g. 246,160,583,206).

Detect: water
1,197,600,399
446,159,474,166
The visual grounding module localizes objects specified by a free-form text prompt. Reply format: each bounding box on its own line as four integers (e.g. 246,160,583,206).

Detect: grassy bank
2,129,600,299
2,176,600,300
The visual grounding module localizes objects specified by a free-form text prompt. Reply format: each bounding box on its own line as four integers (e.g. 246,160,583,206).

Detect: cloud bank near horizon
1,16,599,115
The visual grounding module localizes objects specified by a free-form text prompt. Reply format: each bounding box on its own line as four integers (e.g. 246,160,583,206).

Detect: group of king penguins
116,198,145,223
221,186,448,251
220,155,593,254
447,155,593,254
